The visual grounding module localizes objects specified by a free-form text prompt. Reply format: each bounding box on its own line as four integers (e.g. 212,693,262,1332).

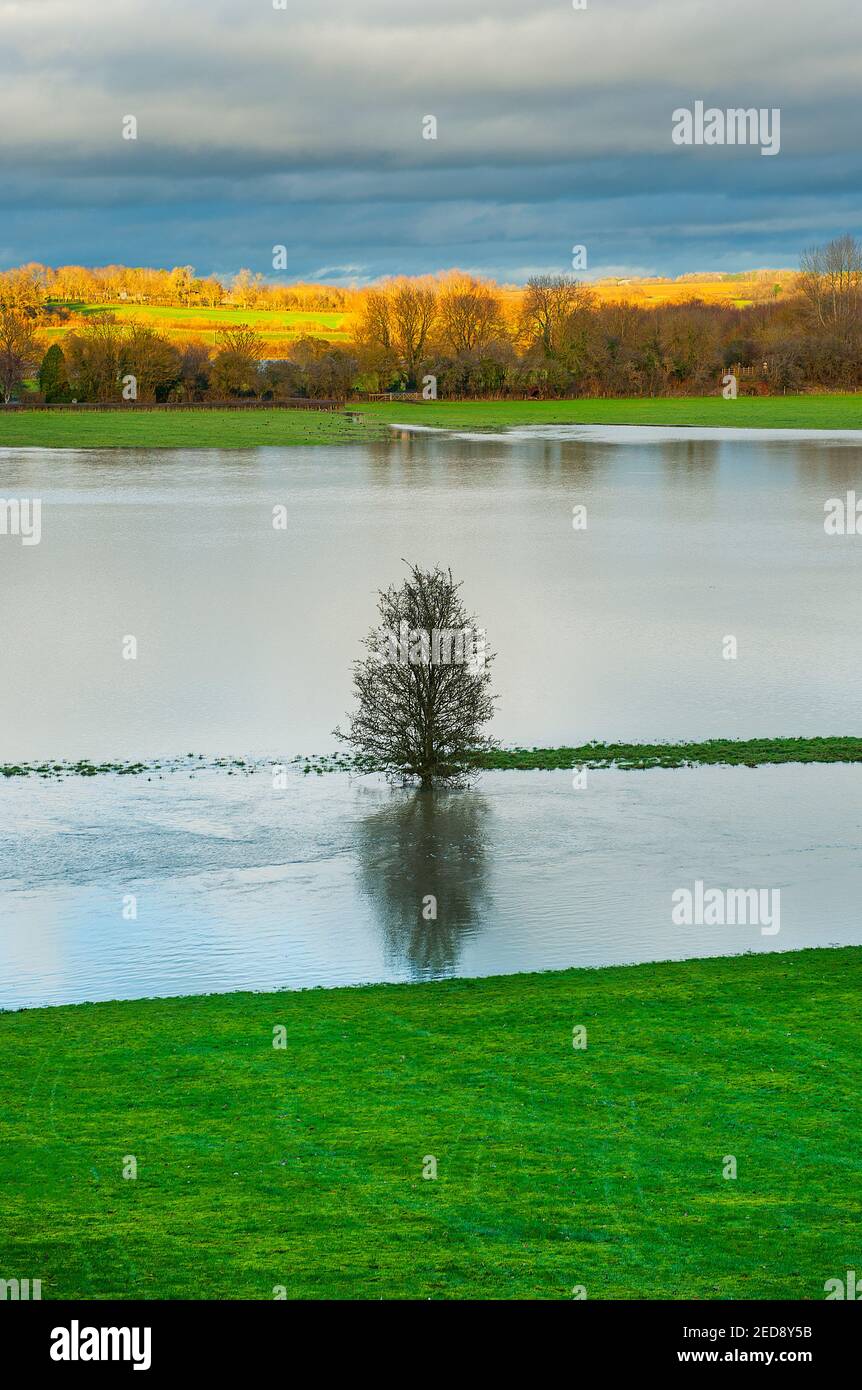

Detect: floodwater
2,427,861,1008
2,427,862,761
0,760,859,1010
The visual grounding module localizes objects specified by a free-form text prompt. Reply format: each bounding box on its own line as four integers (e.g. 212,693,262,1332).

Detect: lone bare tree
335,563,497,787
0,306,41,404
799,235,862,337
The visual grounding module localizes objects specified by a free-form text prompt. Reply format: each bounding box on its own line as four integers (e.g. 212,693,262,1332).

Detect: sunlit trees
354,288,398,387
8,241,862,399
121,325,183,401
357,288,393,353
520,274,594,355
63,315,125,401
0,264,47,315
388,279,437,382
196,277,225,309
438,275,503,354
231,269,265,310
210,324,263,396
168,265,195,306
354,278,438,385
62,316,182,401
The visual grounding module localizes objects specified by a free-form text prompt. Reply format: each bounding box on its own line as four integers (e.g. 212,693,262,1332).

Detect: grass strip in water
467,736,862,771
3,738,862,780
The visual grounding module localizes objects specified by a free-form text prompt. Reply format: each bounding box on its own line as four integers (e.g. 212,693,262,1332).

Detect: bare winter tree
335,563,497,788
0,306,42,404
388,279,437,382
438,275,503,354
520,274,593,355
799,235,862,337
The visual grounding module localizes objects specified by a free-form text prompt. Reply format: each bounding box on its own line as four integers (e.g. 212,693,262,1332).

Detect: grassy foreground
1,394,862,449
1,947,859,1300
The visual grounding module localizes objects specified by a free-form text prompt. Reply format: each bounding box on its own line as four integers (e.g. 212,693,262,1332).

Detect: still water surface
0,763,859,1009
2,428,862,760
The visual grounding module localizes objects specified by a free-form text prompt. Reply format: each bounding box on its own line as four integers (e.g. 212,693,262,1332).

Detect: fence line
0,397,346,413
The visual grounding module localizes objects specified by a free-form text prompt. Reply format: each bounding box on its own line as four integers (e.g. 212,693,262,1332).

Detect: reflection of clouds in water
354,787,492,979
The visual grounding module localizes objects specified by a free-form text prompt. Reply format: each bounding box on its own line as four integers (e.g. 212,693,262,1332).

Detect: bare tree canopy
438,275,503,355
0,306,42,404
520,274,594,355
799,235,862,337
335,563,497,788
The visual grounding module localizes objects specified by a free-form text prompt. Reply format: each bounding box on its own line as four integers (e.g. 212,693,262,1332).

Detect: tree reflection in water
354,787,491,978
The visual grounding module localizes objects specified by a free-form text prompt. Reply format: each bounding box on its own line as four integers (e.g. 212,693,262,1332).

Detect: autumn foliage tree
63,315,124,401
387,279,438,383
210,324,263,396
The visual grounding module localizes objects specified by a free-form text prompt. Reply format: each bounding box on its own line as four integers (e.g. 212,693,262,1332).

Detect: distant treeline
0,262,351,312
2,237,862,404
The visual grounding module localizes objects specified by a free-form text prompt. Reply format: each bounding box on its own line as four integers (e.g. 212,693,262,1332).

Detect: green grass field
2,395,862,450
0,947,857,1299
43,301,354,347
0,408,389,450
50,302,349,330
362,394,862,431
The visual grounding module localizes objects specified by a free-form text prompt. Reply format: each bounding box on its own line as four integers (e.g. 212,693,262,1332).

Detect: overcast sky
1,0,860,282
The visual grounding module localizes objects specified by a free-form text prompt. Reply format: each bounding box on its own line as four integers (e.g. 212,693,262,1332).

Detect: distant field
589,282,749,309
42,301,355,349
2,395,862,449
592,270,796,308
491,272,794,312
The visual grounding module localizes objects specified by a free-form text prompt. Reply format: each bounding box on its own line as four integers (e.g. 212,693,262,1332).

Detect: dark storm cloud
1,0,860,277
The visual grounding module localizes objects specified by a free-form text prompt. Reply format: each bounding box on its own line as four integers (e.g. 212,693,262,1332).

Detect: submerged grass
4,737,862,780
468,736,862,771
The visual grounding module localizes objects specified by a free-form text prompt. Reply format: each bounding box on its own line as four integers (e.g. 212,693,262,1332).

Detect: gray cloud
1,0,860,277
